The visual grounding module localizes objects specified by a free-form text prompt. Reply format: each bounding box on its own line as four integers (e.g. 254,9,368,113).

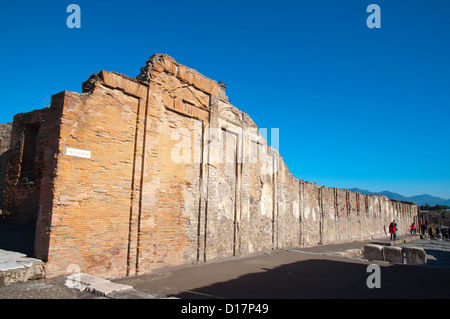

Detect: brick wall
3,54,419,278
3,103,62,226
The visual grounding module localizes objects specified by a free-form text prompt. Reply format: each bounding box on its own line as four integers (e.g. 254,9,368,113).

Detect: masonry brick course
1,54,419,278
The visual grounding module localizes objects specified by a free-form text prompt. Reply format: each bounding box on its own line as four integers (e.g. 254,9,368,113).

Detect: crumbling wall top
137,53,224,99
81,54,226,103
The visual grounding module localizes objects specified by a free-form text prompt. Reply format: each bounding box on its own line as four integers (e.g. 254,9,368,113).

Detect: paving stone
107,288,155,299
66,273,109,286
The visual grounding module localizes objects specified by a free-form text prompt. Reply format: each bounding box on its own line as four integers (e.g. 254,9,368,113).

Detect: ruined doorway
1,123,41,256
17,123,41,226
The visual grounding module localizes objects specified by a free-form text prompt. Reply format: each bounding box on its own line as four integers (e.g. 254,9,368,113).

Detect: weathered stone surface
0,249,45,287
404,247,427,265
384,246,403,264
66,272,108,287
65,272,133,296
86,281,133,296
364,244,384,261
107,288,155,299
335,248,363,258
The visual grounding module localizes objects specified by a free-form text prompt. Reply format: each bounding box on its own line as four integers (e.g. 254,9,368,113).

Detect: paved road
400,239,450,268
113,239,450,299
1,238,449,300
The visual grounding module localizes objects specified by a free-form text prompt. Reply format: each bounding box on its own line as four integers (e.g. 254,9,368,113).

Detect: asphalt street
1,237,449,300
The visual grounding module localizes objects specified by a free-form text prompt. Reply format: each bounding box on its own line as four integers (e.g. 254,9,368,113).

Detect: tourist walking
410,223,416,234
389,220,397,241
421,224,427,236
436,226,441,239
429,226,434,240
442,227,448,240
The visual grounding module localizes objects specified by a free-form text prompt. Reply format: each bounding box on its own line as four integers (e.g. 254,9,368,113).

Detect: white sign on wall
66,147,92,159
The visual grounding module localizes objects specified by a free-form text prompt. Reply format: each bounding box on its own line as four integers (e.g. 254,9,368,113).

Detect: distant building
419,210,450,230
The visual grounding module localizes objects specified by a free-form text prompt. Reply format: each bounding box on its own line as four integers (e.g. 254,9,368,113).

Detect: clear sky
0,0,449,198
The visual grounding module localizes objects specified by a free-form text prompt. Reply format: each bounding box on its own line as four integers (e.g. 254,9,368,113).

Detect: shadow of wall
0,122,13,218
0,150,11,211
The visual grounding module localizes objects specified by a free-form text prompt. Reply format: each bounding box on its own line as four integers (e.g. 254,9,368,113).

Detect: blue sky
1,0,449,198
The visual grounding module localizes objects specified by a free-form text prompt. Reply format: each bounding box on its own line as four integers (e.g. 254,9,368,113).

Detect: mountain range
347,188,450,207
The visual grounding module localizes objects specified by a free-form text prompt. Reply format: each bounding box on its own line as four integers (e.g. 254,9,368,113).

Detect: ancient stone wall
2,54,419,278
0,122,12,213
2,104,61,226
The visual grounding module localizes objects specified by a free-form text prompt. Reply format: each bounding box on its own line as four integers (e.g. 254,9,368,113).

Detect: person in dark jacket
421,224,427,236
429,227,434,240
436,226,441,239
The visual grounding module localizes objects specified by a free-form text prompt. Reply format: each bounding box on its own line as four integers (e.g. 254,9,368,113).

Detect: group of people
388,220,449,241
427,225,449,240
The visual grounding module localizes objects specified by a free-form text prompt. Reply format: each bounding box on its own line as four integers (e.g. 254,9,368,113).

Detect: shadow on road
171,258,450,299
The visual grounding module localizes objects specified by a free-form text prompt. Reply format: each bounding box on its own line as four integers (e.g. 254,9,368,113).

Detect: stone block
65,272,133,296
404,247,427,265
384,246,403,264
66,272,109,286
363,244,384,261
0,260,45,287
87,281,133,296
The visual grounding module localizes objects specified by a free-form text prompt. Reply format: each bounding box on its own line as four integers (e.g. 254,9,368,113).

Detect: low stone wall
363,242,427,265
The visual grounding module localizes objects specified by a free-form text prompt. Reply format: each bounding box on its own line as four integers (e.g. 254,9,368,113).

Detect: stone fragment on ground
65,272,154,298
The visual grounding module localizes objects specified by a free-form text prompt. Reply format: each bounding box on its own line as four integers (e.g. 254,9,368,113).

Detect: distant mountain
347,188,450,207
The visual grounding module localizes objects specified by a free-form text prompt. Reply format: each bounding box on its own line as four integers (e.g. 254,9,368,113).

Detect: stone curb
384,246,403,263
363,244,384,261
388,235,421,247
334,248,363,258
363,244,426,265
404,247,428,265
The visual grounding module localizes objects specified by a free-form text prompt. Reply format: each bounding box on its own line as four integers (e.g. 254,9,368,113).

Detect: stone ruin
0,54,419,278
